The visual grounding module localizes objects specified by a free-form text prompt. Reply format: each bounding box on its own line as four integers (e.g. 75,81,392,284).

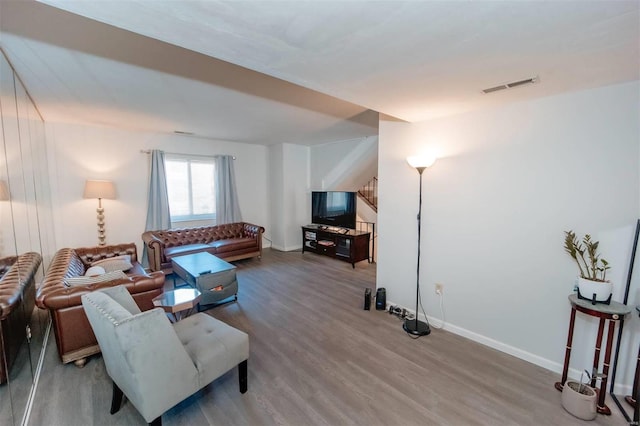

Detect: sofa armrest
142,231,165,272
242,223,265,240
37,271,164,310
242,223,265,252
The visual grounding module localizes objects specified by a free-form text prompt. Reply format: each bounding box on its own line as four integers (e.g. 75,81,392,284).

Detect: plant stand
555,294,631,415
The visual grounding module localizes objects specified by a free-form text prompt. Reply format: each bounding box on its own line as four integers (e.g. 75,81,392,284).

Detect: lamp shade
0,180,9,201
406,155,437,169
83,180,116,199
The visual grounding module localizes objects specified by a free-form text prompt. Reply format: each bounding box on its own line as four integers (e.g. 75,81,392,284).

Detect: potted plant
561,370,597,420
564,230,612,304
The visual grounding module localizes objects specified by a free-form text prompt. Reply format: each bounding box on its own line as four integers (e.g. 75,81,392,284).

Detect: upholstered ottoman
172,313,249,388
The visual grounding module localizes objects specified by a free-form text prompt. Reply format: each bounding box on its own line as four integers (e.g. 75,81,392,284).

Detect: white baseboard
271,244,303,252
386,300,633,395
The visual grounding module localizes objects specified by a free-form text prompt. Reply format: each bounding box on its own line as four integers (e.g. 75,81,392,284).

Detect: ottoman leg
110,381,124,414
239,360,248,394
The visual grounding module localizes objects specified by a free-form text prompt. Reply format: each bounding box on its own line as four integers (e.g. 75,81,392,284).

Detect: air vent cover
482,76,539,94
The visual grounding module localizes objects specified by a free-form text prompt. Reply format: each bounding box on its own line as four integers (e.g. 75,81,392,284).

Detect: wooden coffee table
152,288,201,322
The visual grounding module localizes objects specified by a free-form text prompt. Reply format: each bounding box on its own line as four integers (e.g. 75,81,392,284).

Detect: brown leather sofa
142,222,265,274
1,251,42,383
36,243,164,366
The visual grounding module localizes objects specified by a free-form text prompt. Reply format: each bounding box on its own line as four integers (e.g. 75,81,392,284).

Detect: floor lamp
404,155,436,336
83,180,116,246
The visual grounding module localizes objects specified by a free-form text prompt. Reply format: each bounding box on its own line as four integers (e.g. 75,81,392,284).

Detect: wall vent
482,76,539,94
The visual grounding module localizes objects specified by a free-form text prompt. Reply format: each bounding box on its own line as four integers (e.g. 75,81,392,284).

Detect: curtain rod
140,149,235,160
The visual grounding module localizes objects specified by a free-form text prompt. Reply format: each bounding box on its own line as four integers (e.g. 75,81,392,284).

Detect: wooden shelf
301,225,370,268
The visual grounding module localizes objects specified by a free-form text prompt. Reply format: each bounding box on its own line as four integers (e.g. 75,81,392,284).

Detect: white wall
268,144,285,250
284,144,310,249
268,143,309,251
1,51,56,265
45,122,270,256
378,81,640,390
310,136,378,191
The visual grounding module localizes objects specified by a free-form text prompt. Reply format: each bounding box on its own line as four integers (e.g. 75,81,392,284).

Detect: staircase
357,176,377,212
357,176,377,263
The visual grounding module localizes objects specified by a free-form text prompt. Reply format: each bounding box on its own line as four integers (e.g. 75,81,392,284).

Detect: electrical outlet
435,283,443,295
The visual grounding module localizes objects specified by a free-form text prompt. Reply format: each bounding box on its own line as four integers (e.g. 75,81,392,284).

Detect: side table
555,294,631,415
152,288,202,322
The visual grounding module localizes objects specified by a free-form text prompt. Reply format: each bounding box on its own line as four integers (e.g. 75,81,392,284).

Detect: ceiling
1,0,638,146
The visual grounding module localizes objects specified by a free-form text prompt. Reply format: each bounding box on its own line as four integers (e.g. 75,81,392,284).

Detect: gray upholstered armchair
81,285,249,425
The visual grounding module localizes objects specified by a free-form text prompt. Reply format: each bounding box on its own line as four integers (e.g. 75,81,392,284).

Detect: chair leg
239,360,248,394
110,381,124,415
149,416,162,426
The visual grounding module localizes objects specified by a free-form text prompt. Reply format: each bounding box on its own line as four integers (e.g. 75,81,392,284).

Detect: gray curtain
142,150,171,267
215,155,242,224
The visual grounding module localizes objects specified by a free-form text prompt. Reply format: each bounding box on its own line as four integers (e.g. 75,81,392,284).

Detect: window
165,155,216,222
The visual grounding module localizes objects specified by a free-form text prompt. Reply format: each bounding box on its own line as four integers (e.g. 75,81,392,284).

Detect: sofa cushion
173,313,249,387
165,244,213,259
85,266,106,277
65,270,128,287
208,238,256,254
92,255,133,273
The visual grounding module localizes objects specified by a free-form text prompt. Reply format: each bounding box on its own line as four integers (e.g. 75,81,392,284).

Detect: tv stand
302,225,370,268
318,225,349,234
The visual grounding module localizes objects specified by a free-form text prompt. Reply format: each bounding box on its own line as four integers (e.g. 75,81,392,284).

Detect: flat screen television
311,191,357,230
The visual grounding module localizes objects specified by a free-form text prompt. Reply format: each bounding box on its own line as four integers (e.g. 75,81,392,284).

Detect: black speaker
364,288,371,310
375,288,386,310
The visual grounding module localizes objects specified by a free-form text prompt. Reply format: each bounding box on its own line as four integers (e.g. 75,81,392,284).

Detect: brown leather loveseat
142,222,265,274
1,251,42,383
36,243,164,366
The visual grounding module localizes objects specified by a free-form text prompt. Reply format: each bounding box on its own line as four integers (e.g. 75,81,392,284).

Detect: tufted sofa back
0,252,42,319
0,256,17,280
75,243,139,266
153,223,247,249
0,251,42,383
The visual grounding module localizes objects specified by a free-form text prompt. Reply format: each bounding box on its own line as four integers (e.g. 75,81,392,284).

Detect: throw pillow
64,270,128,287
85,266,106,277
91,255,133,273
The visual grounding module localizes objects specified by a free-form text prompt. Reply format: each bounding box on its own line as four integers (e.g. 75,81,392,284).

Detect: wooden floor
29,248,629,425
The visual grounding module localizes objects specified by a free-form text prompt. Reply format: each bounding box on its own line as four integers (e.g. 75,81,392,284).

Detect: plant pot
561,380,597,420
577,277,612,305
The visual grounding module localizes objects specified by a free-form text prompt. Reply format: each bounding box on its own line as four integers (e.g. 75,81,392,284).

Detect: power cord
416,282,445,331
423,290,445,330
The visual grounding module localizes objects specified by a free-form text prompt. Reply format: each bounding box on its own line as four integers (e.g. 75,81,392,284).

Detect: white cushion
65,270,128,287
85,265,106,277
91,255,133,273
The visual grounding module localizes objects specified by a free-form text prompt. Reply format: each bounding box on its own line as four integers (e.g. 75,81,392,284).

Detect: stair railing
356,221,376,263
357,176,378,211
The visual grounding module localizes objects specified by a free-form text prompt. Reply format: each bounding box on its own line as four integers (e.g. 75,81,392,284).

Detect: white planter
578,277,612,304
561,381,597,420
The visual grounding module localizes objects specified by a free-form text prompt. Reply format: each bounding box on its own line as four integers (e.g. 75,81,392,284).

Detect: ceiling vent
173,130,195,135
482,76,539,94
